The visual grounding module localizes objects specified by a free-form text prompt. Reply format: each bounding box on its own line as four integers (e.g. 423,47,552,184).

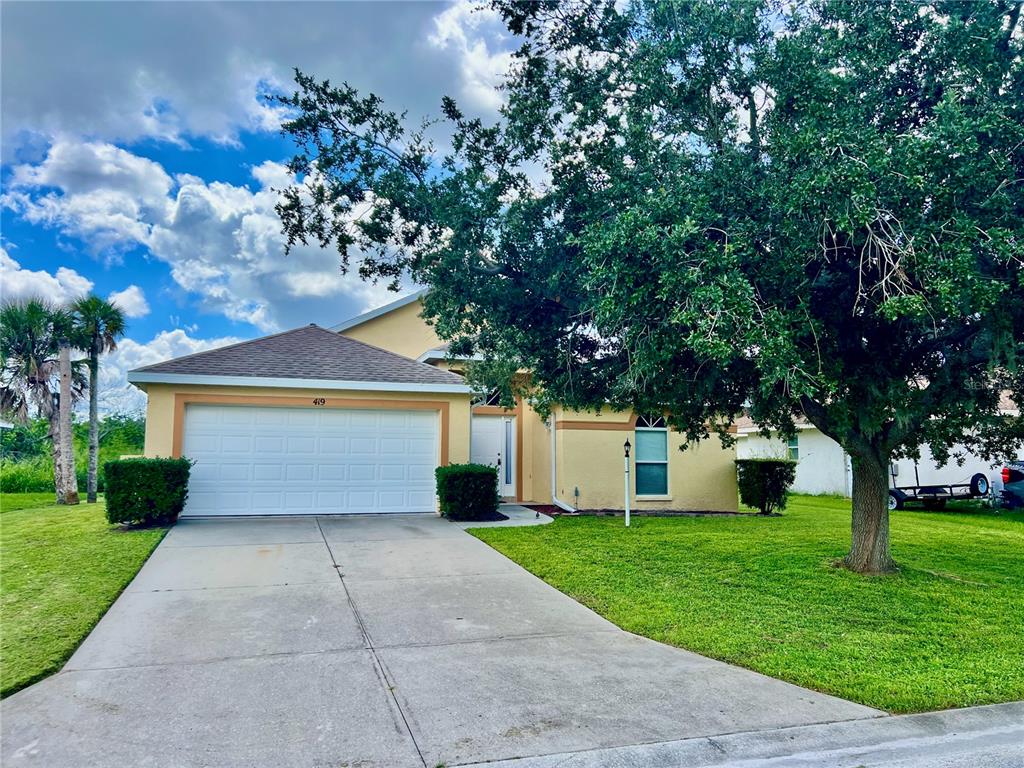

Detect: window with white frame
635,414,668,496
787,435,799,461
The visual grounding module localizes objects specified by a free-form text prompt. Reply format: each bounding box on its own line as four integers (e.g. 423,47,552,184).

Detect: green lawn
472,496,1024,713
1,492,60,513
0,494,167,697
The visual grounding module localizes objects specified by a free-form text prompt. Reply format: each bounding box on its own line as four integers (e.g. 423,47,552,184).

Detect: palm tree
0,298,85,501
71,295,126,503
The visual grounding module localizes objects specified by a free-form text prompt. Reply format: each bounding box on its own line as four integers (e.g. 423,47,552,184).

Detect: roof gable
129,324,466,389
330,289,428,332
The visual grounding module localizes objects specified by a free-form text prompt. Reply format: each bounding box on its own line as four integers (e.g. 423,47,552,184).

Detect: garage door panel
286,436,316,453
182,404,439,516
220,464,252,482
220,435,251,453
284,491,314,510
408,490,436,507
252,492,282,509
222,409,254,425
347,490,376,507
287,410,318,427
350,437,377,454
285,464,316,481
379,412,412,428
319,410,350,427
379,465,407,482
380,438,408,454
316,491,344,508
348,464,375,482
350,411,378,428
319,437,347,454
253,435,284,453
189,462,217,482
254,410,287,426
318,464,348,481
253,464,283,481
187,434,219,453
407,437,435,455
378,489,408,506
199,491,249,511
408,465,433,482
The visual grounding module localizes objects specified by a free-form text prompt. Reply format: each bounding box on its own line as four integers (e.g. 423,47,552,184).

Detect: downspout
549,415,575,512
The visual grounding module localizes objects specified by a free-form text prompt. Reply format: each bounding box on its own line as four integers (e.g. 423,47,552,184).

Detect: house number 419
312,398,326,406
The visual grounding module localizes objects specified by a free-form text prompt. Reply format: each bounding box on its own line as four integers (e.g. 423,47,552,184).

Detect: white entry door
182,404,439,516
471,415,516,498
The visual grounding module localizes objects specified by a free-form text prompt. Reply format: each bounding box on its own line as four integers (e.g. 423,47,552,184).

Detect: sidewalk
463,701,1024,768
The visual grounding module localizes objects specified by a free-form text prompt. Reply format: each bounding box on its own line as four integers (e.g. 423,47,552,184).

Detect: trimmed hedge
435,463,499,521
736,458,797,515
104,458,192,526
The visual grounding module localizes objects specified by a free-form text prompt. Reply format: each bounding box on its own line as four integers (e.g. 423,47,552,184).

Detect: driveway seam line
62,645,371,673
315,515,428,768
125,579,338,593
372,628,623,651
161,540,325,548
336,570,519,582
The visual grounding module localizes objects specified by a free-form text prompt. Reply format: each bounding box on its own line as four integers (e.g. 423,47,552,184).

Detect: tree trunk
87,348,99,503
48,407,63,504
845,449,895,573
57,341,79,505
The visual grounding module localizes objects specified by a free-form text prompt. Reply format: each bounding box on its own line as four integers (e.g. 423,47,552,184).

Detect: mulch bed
523,504,759,518
453,509,509,522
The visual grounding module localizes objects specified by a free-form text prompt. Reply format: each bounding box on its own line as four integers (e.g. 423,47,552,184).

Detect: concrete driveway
1,512,880,767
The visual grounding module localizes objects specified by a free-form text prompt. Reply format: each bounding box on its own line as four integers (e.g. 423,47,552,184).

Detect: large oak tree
276,0,1024,573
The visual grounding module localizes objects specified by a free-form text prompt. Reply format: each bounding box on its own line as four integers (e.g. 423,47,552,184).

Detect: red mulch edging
523,504,759,518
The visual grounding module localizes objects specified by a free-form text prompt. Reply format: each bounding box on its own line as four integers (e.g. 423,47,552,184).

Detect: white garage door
182,404,439,516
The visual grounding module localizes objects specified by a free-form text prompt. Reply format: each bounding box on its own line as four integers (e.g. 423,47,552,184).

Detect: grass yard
472,495,1024,713
1,492,61,513
0,493,167,697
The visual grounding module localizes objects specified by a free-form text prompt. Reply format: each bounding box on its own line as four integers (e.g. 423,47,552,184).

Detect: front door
471,415,516,499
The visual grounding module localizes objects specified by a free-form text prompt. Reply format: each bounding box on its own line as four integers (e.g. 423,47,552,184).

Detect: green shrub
435,463,499,521
736,458,797,515
0,458,55,493
104,458,192,526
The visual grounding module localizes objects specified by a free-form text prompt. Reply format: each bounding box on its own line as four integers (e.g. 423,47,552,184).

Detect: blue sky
0,1,513,412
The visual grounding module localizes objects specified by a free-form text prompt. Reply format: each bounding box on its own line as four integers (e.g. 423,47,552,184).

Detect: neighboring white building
736,400,1021,497
736,418,852,496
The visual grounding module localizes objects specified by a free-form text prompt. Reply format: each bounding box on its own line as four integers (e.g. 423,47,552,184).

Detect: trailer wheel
888,492,902,511
970,473,989,496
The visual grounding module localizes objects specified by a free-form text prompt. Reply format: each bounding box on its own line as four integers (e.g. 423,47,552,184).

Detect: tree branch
746,87,761,161
999,1,1022,55
799,394,875,458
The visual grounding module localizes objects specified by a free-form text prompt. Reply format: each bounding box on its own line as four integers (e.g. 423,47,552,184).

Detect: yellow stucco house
130,291,737,517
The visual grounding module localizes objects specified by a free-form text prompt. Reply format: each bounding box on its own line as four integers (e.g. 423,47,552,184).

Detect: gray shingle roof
131,324,465,387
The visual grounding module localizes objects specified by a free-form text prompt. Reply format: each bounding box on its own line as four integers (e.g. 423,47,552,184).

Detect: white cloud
1,3,469,156
4,141,405,332
98,329,244,413
108,285,150,318
0,245,94,303
429,0,516,112
4,140,171,258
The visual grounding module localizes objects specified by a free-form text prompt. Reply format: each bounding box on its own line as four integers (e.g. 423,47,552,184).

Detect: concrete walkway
2,513,885,767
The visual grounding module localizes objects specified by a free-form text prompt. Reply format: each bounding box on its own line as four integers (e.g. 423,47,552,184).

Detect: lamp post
623,439,631,528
